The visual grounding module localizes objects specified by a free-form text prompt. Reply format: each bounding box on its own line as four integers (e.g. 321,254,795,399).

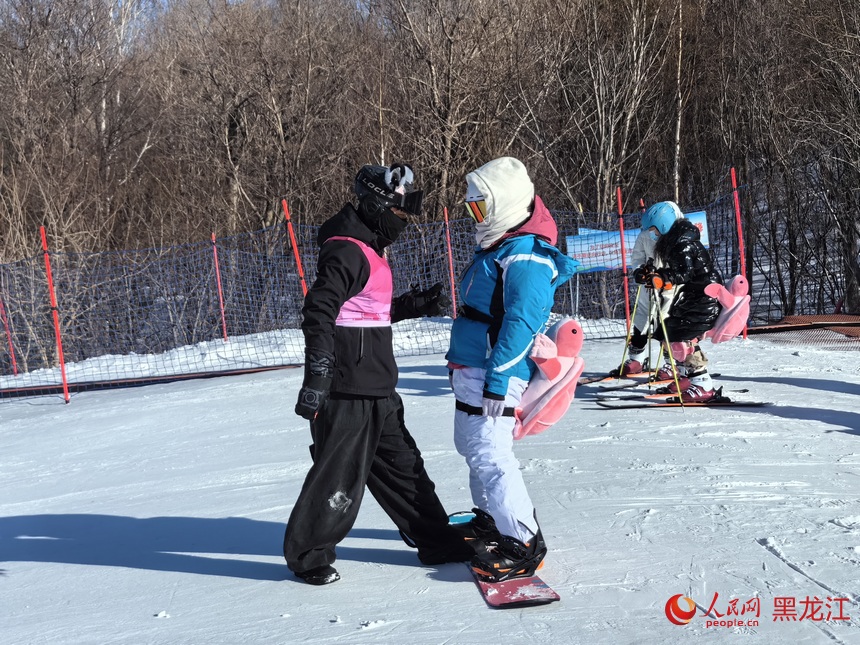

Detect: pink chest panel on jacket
327,236,392,327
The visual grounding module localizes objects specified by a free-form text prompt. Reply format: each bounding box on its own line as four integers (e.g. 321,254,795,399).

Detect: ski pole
616,284,643,377
654,285,685,409
645,286,657,379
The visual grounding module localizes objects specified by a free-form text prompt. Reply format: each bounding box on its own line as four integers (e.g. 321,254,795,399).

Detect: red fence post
616,187,631,329
0,290,19,376
281,199,308,297
730,167,749,339
211,233,229,342
443,207,458,318
40,226,70,403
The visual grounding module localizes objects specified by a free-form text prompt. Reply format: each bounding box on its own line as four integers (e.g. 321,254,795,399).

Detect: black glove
392,283,452,321
633,262,657,285
633,265,652,284
295,348,334,420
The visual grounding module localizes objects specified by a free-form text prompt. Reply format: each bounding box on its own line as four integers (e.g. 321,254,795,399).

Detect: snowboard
449,512,560,609
468,566,560,608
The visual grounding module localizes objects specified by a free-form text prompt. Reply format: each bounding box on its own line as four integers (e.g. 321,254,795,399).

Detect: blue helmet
641,201,681,235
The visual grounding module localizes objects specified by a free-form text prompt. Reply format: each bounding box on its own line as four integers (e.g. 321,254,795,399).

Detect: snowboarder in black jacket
284,163,472,585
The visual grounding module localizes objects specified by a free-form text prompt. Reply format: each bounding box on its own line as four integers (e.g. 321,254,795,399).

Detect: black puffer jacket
302,204,407,397
653,218,723,342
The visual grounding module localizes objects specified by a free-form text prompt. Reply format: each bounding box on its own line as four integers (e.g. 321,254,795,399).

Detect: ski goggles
393,189,424,216
465,199,487,223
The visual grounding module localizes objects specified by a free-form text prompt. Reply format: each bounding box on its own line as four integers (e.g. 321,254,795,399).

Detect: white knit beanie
465,157,535,249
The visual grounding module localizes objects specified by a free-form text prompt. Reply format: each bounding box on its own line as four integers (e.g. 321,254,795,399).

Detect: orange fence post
616,187,631,329
211,233,229,342
281,199,308,297
443,207,457,318
730,167,749,339
40,226,70,403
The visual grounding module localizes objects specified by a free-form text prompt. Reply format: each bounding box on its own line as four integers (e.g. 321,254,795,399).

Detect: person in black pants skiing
284,162,473,585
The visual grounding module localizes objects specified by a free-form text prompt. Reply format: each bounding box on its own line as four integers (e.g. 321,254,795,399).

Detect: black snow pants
283,391,468,573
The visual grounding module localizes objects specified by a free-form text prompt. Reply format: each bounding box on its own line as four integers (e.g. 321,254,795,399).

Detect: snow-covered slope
2,335,859,644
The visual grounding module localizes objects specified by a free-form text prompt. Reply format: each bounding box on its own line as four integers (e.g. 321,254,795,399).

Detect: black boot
417,539,475,565
450,508,502,542
294,564,340,585
470,527,547,582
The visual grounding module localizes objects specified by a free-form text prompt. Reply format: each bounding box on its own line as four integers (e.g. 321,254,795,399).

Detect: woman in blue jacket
446,157,579,582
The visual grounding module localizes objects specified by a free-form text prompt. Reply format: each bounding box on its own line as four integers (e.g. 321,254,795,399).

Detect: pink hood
493,195,558,247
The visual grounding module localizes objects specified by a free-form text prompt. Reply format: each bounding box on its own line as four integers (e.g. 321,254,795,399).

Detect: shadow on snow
0,515,419,581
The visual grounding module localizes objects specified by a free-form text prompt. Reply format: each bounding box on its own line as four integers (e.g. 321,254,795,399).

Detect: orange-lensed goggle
465,200,487,223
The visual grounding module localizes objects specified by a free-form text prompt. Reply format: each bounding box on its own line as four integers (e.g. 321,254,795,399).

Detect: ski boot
610,348,647,378
654,363,689,392
654,358,680,382
680,371,717,403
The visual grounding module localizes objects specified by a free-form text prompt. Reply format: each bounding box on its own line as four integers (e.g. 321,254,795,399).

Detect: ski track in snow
756,538,860,605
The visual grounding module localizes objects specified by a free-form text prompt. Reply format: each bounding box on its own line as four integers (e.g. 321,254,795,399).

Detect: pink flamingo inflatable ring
701,275,751,344
514,317,585,440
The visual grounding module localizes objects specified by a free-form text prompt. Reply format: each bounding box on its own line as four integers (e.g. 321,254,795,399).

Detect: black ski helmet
354,163,424,220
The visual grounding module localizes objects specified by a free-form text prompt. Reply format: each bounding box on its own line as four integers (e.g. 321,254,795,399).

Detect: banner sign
566,211,708,273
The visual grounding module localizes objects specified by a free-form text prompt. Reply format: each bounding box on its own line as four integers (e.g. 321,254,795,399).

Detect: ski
449,512,560,609
595,371,724,392
578,374,621,385
596,377,670,391
578,371,655,386
596,386,747,401
596,396,771,409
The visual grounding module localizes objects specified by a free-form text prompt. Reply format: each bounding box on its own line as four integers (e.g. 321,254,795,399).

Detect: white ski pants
452,367,537,542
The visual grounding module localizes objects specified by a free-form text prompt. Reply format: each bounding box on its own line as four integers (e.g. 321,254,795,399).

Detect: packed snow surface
2,331,859,644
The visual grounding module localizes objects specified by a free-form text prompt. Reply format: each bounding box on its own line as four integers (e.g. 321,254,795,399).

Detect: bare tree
524,0,673,218
366,0,521,221
798,0,860,312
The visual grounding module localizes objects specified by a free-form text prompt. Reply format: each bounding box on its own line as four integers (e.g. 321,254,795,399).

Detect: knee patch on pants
683,347,708,372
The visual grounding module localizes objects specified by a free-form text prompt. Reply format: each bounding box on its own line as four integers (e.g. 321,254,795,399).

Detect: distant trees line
1,0,859,309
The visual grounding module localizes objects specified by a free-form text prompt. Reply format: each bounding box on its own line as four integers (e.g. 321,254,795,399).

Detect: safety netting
0,189,800,400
